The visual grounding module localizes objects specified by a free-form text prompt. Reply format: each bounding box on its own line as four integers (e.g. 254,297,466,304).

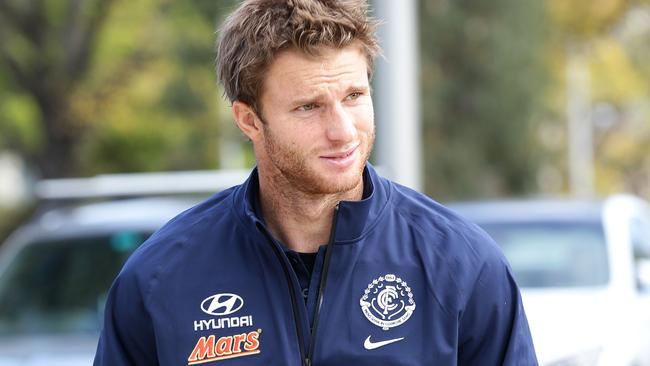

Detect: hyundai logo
201,293,244,316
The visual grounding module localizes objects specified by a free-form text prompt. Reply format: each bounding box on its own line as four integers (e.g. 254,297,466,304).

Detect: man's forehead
266,46,369,90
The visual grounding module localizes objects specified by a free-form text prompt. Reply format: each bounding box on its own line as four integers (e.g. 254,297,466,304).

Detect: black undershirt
298,251,318,275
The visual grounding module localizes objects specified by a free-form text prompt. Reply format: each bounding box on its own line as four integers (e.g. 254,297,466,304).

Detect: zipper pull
304,358,311,366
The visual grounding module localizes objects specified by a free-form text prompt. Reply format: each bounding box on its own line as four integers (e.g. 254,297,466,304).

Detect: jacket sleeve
94,265,159,366
457,258,538,365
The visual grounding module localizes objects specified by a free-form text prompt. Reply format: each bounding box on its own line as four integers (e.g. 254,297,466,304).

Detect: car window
630,210,650,260
477,222,609,288
0,231,149,336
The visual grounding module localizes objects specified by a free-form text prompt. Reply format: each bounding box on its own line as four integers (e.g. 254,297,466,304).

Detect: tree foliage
419,0,650,200
419,0,549,199
0,0,239,178
544,0,650,198
0,0,115,177
1,0,650,201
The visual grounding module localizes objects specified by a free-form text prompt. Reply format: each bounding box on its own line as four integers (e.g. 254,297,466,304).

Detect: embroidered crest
359,274,416,330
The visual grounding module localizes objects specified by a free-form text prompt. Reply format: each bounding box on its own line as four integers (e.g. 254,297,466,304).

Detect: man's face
256,45,375,195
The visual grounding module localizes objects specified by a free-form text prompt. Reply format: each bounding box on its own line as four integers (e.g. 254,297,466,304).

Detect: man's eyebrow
291,95,321,106
289,84,370,106
346,84,370,93
293,84,370,105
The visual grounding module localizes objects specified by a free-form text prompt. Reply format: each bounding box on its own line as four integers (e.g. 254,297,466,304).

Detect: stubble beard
261,125,375,195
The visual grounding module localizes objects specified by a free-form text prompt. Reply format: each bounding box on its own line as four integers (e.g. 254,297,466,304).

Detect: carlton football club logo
359,274,415,330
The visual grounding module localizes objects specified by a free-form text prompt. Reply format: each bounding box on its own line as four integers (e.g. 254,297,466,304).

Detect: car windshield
0,231,149,336
477,221,609,288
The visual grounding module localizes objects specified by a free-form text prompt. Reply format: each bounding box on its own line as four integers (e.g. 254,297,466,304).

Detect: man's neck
258,170,363,253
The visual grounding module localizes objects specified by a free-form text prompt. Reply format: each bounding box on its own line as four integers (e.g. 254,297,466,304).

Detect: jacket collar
232,163,391,243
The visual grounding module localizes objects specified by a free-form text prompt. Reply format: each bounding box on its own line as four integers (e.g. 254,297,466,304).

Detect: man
94,0,537,365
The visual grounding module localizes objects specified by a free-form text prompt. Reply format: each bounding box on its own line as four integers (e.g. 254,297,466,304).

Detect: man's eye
347,92,362,100
298,103,316,111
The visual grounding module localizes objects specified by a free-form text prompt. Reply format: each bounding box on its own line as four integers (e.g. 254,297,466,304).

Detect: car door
628,203,650,365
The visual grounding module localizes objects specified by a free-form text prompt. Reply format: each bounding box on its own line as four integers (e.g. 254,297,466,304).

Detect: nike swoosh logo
363,335,405,350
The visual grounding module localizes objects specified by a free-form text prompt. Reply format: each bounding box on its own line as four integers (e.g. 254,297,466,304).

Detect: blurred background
2,0,650,219
1,0,650,365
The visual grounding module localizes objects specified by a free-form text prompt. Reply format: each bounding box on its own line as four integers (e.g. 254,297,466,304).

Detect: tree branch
64,0,117,80
0,44,39,95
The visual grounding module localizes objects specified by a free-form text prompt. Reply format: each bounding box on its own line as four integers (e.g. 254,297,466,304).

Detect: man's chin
307,166,365,194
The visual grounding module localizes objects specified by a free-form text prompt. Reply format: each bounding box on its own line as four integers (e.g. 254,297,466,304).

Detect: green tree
544,0,650,198
419,0,549,199
0,0,239,178
0,0,115,177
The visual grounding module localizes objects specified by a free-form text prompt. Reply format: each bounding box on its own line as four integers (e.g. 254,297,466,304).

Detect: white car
450,195,650,366
0,169,249,365
0,197,199,365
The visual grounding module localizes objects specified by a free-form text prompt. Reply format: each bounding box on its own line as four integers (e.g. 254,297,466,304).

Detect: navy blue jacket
94,164,537,365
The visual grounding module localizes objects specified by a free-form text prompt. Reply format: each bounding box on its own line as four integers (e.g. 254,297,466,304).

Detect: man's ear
232,101,263,141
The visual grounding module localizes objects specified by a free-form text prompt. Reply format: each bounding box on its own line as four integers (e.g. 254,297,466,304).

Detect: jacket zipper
258,203,340,366
305,204,340,366
257,222,308,365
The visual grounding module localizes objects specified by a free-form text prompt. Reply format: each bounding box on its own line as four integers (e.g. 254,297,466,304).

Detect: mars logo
359,274,416,330
201,293,244,316
187,329,261,365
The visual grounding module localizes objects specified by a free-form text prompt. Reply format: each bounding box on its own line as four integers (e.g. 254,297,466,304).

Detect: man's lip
321,145,358,159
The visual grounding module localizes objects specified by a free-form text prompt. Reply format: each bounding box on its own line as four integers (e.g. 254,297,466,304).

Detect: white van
450,195,650,366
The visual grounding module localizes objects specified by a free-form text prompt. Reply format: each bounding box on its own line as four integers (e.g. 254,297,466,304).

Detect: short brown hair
216,0,381,114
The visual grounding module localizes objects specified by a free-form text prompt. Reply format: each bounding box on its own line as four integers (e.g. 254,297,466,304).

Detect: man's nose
326,103,357,142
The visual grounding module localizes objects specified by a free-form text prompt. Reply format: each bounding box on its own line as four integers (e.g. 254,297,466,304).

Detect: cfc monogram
360,274,416,330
